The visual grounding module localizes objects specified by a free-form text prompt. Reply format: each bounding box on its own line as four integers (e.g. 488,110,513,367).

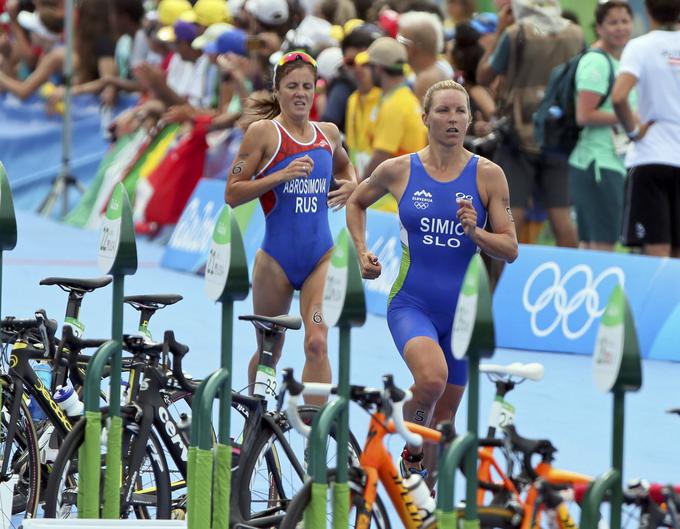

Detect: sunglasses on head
276,51,318,69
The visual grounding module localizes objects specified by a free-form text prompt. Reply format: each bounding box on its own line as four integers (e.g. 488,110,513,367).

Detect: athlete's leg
424,383,465,487
402,337,448,459
249,250,294,391
299,251,333,406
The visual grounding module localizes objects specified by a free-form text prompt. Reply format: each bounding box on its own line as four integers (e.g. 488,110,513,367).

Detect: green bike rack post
303,228,365,529
0,163,18,320
187,368,231,529
81,182,137,519
581,285,642,529
77,340,118,518
192,205,249,529
437,254,495,529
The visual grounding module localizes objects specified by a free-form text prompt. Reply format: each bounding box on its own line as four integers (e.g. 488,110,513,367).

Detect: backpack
533,48,615,158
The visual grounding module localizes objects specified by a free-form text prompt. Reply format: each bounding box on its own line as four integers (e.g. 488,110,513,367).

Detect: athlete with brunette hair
226,51,357,405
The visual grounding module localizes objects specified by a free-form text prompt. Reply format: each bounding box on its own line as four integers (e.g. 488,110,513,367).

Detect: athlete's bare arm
319,122,357,211
346,156,409,278
470,158,518,263
225,120,314,207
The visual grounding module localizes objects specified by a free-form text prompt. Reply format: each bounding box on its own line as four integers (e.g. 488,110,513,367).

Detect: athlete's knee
304,333,328,363
413,371,448,404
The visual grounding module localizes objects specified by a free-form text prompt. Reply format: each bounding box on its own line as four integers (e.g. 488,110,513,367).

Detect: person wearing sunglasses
225,50,357,405
346,79,518,483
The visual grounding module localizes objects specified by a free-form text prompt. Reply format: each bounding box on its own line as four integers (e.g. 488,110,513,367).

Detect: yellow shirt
345,86,382,176
369,84,427,157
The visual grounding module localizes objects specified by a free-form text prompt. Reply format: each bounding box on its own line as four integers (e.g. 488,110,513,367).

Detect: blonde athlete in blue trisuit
347,80,518,482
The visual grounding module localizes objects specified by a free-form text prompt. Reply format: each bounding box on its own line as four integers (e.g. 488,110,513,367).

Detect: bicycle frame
476,442,592,529
8,342,74,436
357,411,442,529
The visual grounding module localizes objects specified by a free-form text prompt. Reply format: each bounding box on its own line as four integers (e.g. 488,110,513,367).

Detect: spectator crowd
0,0,678,258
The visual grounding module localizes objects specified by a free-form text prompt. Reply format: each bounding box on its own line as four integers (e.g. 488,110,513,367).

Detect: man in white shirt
612,0,680,257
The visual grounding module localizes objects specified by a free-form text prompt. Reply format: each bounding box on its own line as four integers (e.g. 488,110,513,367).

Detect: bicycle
0,278,184,524
42,313,361,527
276,363,600,529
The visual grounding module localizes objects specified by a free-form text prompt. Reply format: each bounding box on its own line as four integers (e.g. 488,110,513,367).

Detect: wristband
626,125,640,140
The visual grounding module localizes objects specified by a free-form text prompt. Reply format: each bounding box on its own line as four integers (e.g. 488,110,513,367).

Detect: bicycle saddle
40,276,112,292
504,424,556,458
124,294,183,310
239,314,302,331
480,362,544,381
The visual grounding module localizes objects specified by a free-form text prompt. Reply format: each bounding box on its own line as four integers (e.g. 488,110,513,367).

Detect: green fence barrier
303,228,366,528
437,255,495,527
187,368,230,529
77,183,138,519
581,285,642,529
186,205,249,529
78,340,118,517
0,163,17,320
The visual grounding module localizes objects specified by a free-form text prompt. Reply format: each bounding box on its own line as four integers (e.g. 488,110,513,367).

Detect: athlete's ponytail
237,91,281,131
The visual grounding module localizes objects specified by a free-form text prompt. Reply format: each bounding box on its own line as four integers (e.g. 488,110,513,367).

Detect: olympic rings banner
164,190,680,360
494,245,680,360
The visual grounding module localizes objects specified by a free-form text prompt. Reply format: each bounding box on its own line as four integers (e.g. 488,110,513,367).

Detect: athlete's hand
359,251,381,280
281,155,314,181
327,177,356,211
456,198,478,241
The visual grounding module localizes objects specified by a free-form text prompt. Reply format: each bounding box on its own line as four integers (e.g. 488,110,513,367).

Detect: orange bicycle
277,364,595,529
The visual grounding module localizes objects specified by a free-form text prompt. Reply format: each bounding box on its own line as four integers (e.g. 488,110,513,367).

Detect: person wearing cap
164,27,252,129
398,11,453,104
226,51,357,407
345,52,382,179
319,22,382,134
243,0,290,38
346,79,517,483
183,0,231,33
157,0,193,26
134,20,215,109
357,37,427,185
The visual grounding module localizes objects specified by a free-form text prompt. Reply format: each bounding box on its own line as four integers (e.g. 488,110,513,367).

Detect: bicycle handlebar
280,368,422,446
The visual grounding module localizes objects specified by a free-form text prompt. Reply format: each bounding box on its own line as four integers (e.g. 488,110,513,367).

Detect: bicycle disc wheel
233,406,363,525
43,412,171,519
0,380,40,528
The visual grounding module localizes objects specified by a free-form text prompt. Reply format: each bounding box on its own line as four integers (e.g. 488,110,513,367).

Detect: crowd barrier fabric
0,93,136,210
494,245,680,360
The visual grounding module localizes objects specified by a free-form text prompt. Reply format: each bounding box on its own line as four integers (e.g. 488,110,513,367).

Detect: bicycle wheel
233,406,364,525
278,467,390,529
280,473,519,529
0,380,40,528
43,412,171,519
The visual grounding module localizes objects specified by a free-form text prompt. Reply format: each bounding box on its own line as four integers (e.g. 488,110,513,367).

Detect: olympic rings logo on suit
522,262,625,340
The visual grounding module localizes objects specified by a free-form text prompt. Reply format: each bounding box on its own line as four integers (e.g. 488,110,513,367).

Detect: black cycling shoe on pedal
400,447,428,479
